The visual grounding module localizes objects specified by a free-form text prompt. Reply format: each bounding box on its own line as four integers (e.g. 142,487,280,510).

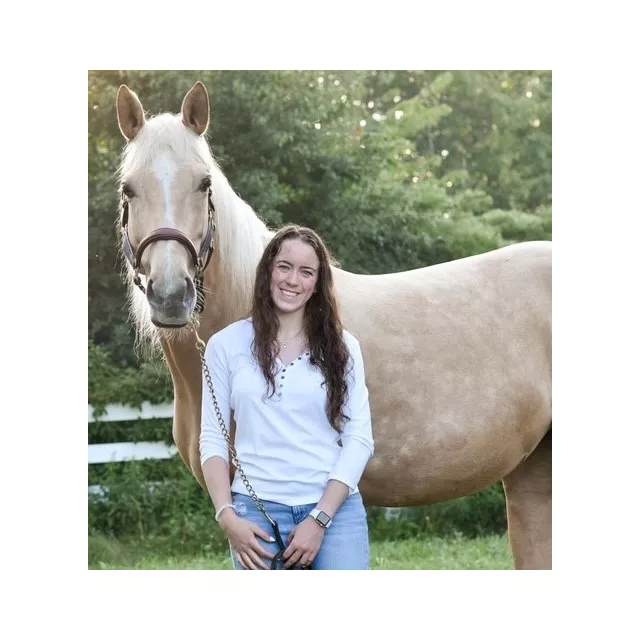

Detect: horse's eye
199,176,212,192
122,184,135,199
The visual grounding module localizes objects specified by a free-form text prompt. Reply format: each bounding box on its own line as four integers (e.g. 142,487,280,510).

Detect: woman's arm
326,334,375,495
199,333,233,473
199,333,275,569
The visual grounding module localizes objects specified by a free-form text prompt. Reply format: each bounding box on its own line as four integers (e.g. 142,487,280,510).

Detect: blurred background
88,70,551,569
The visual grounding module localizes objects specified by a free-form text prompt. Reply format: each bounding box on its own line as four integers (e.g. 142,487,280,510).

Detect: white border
16,1,640,633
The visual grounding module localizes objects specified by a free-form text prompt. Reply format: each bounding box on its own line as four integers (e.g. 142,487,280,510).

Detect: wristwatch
309,508,333,529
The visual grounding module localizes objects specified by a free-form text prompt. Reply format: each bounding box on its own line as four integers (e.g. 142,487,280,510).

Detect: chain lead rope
190,320,277,527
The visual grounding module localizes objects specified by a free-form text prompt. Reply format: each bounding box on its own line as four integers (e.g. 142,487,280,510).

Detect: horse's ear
181,81,210,136
116,85,146,141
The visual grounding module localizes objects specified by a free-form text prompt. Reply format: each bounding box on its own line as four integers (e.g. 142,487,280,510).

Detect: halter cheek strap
120,188,216,314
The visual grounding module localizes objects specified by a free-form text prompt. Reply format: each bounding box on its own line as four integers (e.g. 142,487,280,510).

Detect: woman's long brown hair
250,225,351,432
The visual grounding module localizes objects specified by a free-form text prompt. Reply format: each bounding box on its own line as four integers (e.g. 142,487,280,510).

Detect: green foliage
88,338,172,415
89,457,230,556
88,417,173,446
367,484,507,541
479,208,552,243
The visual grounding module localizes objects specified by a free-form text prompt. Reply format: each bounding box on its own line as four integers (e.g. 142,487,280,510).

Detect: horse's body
115,82,552,569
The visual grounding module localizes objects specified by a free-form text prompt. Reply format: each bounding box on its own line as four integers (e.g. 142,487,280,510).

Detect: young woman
199,225,374,570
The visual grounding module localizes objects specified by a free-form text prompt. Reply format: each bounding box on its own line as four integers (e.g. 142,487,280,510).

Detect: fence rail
88,402,177,496
89,403,176,462
88,401,174,424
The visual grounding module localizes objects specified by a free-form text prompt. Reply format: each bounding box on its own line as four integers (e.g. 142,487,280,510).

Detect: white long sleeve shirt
199,318,374,506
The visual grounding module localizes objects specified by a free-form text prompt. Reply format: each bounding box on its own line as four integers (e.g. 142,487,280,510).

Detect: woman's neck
276,311,305,339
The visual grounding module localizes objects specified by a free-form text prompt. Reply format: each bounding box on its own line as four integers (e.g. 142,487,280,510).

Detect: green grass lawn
89,534,513,570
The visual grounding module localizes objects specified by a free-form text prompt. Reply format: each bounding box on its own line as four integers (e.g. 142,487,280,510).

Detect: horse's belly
359,380,551,507
360,437,519,507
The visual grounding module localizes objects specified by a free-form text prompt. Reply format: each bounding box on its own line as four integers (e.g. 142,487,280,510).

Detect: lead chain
190,320,275,524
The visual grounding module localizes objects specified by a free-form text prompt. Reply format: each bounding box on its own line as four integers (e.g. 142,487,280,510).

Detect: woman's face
270,239,320,315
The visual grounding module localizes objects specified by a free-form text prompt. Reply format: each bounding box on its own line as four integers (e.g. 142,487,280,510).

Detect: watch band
309,507,333,529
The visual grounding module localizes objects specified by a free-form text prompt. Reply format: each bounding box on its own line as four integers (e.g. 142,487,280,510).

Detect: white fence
88,402,177,496
88,402,177,464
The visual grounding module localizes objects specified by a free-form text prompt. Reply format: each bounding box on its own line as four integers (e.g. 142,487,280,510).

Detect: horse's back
336,240,551,346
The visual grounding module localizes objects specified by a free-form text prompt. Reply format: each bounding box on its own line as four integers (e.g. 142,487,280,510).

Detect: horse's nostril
146,278,158,304
185,277,195,303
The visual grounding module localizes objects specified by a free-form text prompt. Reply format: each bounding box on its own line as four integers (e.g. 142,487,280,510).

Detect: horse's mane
116,112,270,357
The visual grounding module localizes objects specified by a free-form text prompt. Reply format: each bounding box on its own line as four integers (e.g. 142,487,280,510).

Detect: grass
89,533,513,570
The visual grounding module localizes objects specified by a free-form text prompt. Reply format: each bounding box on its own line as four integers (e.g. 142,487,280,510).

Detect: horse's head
116,81,215,328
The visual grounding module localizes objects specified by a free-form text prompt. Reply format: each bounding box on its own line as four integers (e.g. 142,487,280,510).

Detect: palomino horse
115,81,552,569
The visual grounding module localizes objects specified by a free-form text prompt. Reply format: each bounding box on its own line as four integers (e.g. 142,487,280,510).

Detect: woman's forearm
314,479,350,518
202,455,234,512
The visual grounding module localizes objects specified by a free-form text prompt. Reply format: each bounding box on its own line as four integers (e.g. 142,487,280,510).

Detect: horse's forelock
118,113,212,178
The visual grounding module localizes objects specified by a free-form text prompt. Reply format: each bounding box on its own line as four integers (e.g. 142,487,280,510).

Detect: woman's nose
285,270,300,285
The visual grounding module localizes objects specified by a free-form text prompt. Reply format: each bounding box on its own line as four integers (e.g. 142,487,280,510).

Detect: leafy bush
89,458,230,556
367,484,507,541
88,338,172,416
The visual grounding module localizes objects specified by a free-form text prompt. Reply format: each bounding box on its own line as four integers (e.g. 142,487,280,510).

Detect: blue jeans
229,491,370,570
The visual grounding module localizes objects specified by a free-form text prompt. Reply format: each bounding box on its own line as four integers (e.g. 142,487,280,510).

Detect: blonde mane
116,112,271,356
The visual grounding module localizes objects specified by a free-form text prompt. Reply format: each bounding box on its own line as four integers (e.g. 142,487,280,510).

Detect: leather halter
120,189,216,314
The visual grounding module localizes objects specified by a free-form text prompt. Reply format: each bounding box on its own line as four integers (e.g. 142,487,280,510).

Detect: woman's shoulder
342,328,362,353
209,317,253,348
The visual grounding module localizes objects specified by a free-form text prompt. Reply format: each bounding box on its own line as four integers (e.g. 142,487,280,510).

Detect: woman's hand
219,511,276,570
282,517,325,569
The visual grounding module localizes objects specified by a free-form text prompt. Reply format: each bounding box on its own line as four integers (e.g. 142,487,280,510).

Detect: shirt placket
276,351,310,398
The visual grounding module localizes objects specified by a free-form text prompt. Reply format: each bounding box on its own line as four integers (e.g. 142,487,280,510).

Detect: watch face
316,511,331,527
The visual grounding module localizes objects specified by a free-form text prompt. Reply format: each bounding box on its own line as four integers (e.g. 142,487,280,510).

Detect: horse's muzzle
147,276,195,327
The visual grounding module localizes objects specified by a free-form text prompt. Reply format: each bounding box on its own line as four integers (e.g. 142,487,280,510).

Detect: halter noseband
120,189,216,315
